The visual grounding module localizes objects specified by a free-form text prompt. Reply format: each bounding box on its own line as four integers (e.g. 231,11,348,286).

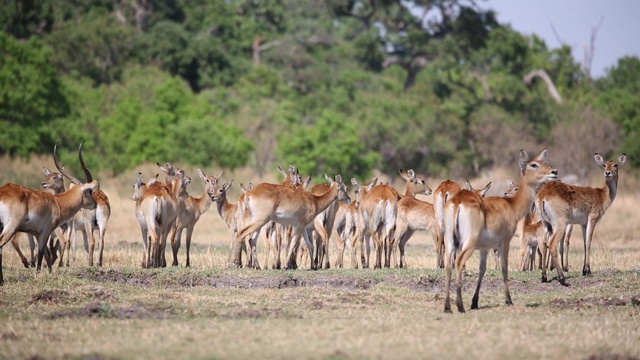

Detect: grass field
1,162,640,359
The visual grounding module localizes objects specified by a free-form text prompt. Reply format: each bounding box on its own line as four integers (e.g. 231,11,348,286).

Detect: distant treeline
1,0,638,181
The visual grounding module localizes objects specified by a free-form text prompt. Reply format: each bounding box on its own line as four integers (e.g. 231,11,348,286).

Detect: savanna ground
1,160,640,360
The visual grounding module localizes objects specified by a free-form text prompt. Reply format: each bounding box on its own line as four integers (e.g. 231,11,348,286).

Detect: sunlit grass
2,161,640,360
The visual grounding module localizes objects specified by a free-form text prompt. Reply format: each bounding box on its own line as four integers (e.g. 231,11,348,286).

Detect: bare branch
523,69,562,104
252,35,280,65
583,16,604,82
550,23,570,47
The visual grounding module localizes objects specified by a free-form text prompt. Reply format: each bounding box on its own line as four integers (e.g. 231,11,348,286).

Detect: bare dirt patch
549,295,640,310
45,301,175,320
30,286,115,305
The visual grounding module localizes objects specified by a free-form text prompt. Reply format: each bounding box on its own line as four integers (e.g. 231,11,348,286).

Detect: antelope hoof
582,267,591,276
558,277,571,287
541,275,549,283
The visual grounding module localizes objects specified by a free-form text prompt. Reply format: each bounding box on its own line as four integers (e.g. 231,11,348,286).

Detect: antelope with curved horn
443,149,557,313
536,153,626,285
77,141,111,266
0,142,99,285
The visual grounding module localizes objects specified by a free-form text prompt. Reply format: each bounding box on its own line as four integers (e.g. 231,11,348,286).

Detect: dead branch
523,69,562,104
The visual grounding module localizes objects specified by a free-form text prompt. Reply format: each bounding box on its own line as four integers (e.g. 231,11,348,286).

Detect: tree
0,32,69,157
278,110,379,180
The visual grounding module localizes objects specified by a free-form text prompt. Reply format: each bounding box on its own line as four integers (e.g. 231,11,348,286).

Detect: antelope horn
53,141,82,185
78,140,93,182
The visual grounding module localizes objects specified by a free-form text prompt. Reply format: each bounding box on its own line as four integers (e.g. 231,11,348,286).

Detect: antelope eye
530,163,538,168
613,163,619,168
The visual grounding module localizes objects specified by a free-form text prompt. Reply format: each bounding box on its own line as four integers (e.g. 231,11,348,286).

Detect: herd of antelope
0,144,628,313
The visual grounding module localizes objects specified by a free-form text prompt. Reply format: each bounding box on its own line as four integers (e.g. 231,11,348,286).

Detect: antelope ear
519,150,530,174
351,178,358,186
593,153,604,166
334,174,343,184
507,178,515,187
618,154,627,166
464,180,472,191
225,180,234,191
43,167,52,176
197,169,207,180
535,149,548,161
480,182,492,197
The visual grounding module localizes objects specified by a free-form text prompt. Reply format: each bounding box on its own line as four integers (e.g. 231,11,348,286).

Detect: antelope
306,174,340,269
229,165,300,268
331,178,361,268
536,153,626,285
235,174,350,270
433,180,462,268
0,143,99,285
166,168,221,267
443,149,557,313
207,178,252,267
156,162,190,267
391,170,434,268
74,142,111,266
132,169,180,268
131,173,156,267
358,180,401,268
10,167,65,267
332,178,377,269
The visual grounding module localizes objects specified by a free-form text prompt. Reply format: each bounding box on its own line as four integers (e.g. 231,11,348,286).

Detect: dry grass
1,161,640,359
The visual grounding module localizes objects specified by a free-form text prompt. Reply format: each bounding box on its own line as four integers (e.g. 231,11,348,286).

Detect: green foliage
45,11,135,85
0,0,638,177
278,110,379,180
0,31,69,157
595,57,640,167
0,0,54,39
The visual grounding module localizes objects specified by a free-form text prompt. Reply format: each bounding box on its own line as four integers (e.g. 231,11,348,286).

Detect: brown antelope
166,168,221,267
505,176,545,272
235,174,350,270
207,178,252,267
332,178,377,269
536,153,626,285
133,170,179,268
306,174,340,269
443,149,557,313
0,143,99,285
433,180,462,268
75,142,111,266
392,170,434,268
230,165,300,268
10,167,66,267
132,173,155,267
359,180,401,268
156,162,191,267
331,178,363,268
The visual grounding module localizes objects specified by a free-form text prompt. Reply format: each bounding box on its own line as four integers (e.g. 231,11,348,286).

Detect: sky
482,0,640,78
